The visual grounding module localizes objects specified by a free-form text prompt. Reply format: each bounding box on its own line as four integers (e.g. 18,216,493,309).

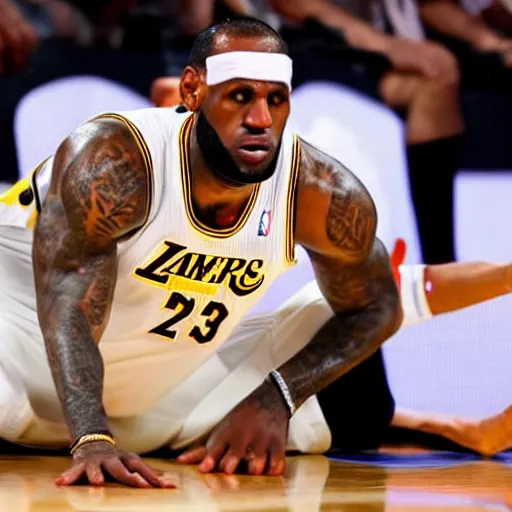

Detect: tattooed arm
177,140,401,477
274,139,402,409
33,119,171,488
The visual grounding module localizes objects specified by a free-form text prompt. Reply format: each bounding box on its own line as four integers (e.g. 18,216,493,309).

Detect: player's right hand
55,441,178,488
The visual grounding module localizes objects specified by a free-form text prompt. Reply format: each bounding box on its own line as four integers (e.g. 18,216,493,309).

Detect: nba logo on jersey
258,210,272,237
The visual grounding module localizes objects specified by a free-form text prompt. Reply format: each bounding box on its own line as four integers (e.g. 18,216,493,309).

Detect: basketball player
0,18,401,487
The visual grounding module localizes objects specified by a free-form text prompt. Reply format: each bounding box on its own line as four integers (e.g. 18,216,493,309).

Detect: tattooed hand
178,379,289,476
33,117,152,485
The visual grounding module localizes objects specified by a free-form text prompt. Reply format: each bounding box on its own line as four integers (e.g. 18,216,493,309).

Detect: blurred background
1,0,512,421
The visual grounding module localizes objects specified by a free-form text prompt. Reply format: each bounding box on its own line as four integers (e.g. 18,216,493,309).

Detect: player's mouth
237,137,271,165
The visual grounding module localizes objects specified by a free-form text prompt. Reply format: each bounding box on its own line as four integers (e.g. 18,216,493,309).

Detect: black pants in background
317,349,396,451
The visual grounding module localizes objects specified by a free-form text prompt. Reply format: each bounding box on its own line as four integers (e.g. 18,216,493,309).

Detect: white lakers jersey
0,108,302,417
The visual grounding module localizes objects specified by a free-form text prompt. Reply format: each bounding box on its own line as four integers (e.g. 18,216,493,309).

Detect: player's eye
230,89,253,104
268,91,286,106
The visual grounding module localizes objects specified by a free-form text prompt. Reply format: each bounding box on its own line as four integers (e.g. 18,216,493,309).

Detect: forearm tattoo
33,119,148,440
279,240,401,409
276,142,402,409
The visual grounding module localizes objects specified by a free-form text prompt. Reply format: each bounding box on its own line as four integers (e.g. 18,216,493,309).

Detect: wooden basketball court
2,451,511,511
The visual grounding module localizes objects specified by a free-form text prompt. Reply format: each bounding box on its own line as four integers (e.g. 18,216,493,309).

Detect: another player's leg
315,340,512,457
394,239,512,325
390,405,512,456
169,254,512,467
391,251,512,455
420,261,512,315
310,251,512,455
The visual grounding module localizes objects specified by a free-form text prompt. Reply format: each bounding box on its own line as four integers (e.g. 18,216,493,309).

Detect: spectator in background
151,0,216,108
418,0,512,89
0,0,38,74
0,0,149,73
269,0,464,265
0,0,165,184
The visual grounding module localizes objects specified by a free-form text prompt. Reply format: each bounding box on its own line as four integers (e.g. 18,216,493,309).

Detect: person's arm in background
268,0,457,79
221,0,258,17
481,0,512,34
268,0,391,52
0,0,38,73
418,0,512,57
178,0,215,36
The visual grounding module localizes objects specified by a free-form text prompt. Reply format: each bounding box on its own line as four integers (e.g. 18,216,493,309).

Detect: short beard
196,110,279,187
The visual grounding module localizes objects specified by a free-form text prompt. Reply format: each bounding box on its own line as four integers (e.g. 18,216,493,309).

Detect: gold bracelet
70,433,116,455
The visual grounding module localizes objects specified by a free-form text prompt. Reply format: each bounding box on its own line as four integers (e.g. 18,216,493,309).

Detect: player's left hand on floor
55,441,179,488
177,382,290,476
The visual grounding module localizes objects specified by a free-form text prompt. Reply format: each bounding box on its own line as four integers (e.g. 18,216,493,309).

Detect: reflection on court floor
2,451,512,511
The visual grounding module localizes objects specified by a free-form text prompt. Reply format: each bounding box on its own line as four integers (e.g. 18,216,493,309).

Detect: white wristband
399,264,433,327
270,370,296,417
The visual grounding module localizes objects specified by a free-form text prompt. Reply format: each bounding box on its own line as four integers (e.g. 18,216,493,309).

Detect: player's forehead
211,33,283,55
212,77,289,94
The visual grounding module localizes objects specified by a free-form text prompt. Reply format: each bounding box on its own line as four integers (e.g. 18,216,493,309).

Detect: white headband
205,51,293,90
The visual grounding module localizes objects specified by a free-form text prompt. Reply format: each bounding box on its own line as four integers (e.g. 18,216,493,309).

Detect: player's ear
180,66,206,112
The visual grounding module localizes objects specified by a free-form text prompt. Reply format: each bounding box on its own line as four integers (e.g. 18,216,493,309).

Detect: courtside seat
14,75,152,178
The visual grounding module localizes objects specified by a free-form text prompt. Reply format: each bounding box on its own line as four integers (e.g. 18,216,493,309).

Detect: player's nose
244,98,273,130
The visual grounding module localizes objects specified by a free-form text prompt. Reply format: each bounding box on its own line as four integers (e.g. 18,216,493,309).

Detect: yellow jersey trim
0,177,32,207
93,113,153,227
0,158,48,211
31,158,49,212
285,135,301,265
179,114,261,240
0,158,49,230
